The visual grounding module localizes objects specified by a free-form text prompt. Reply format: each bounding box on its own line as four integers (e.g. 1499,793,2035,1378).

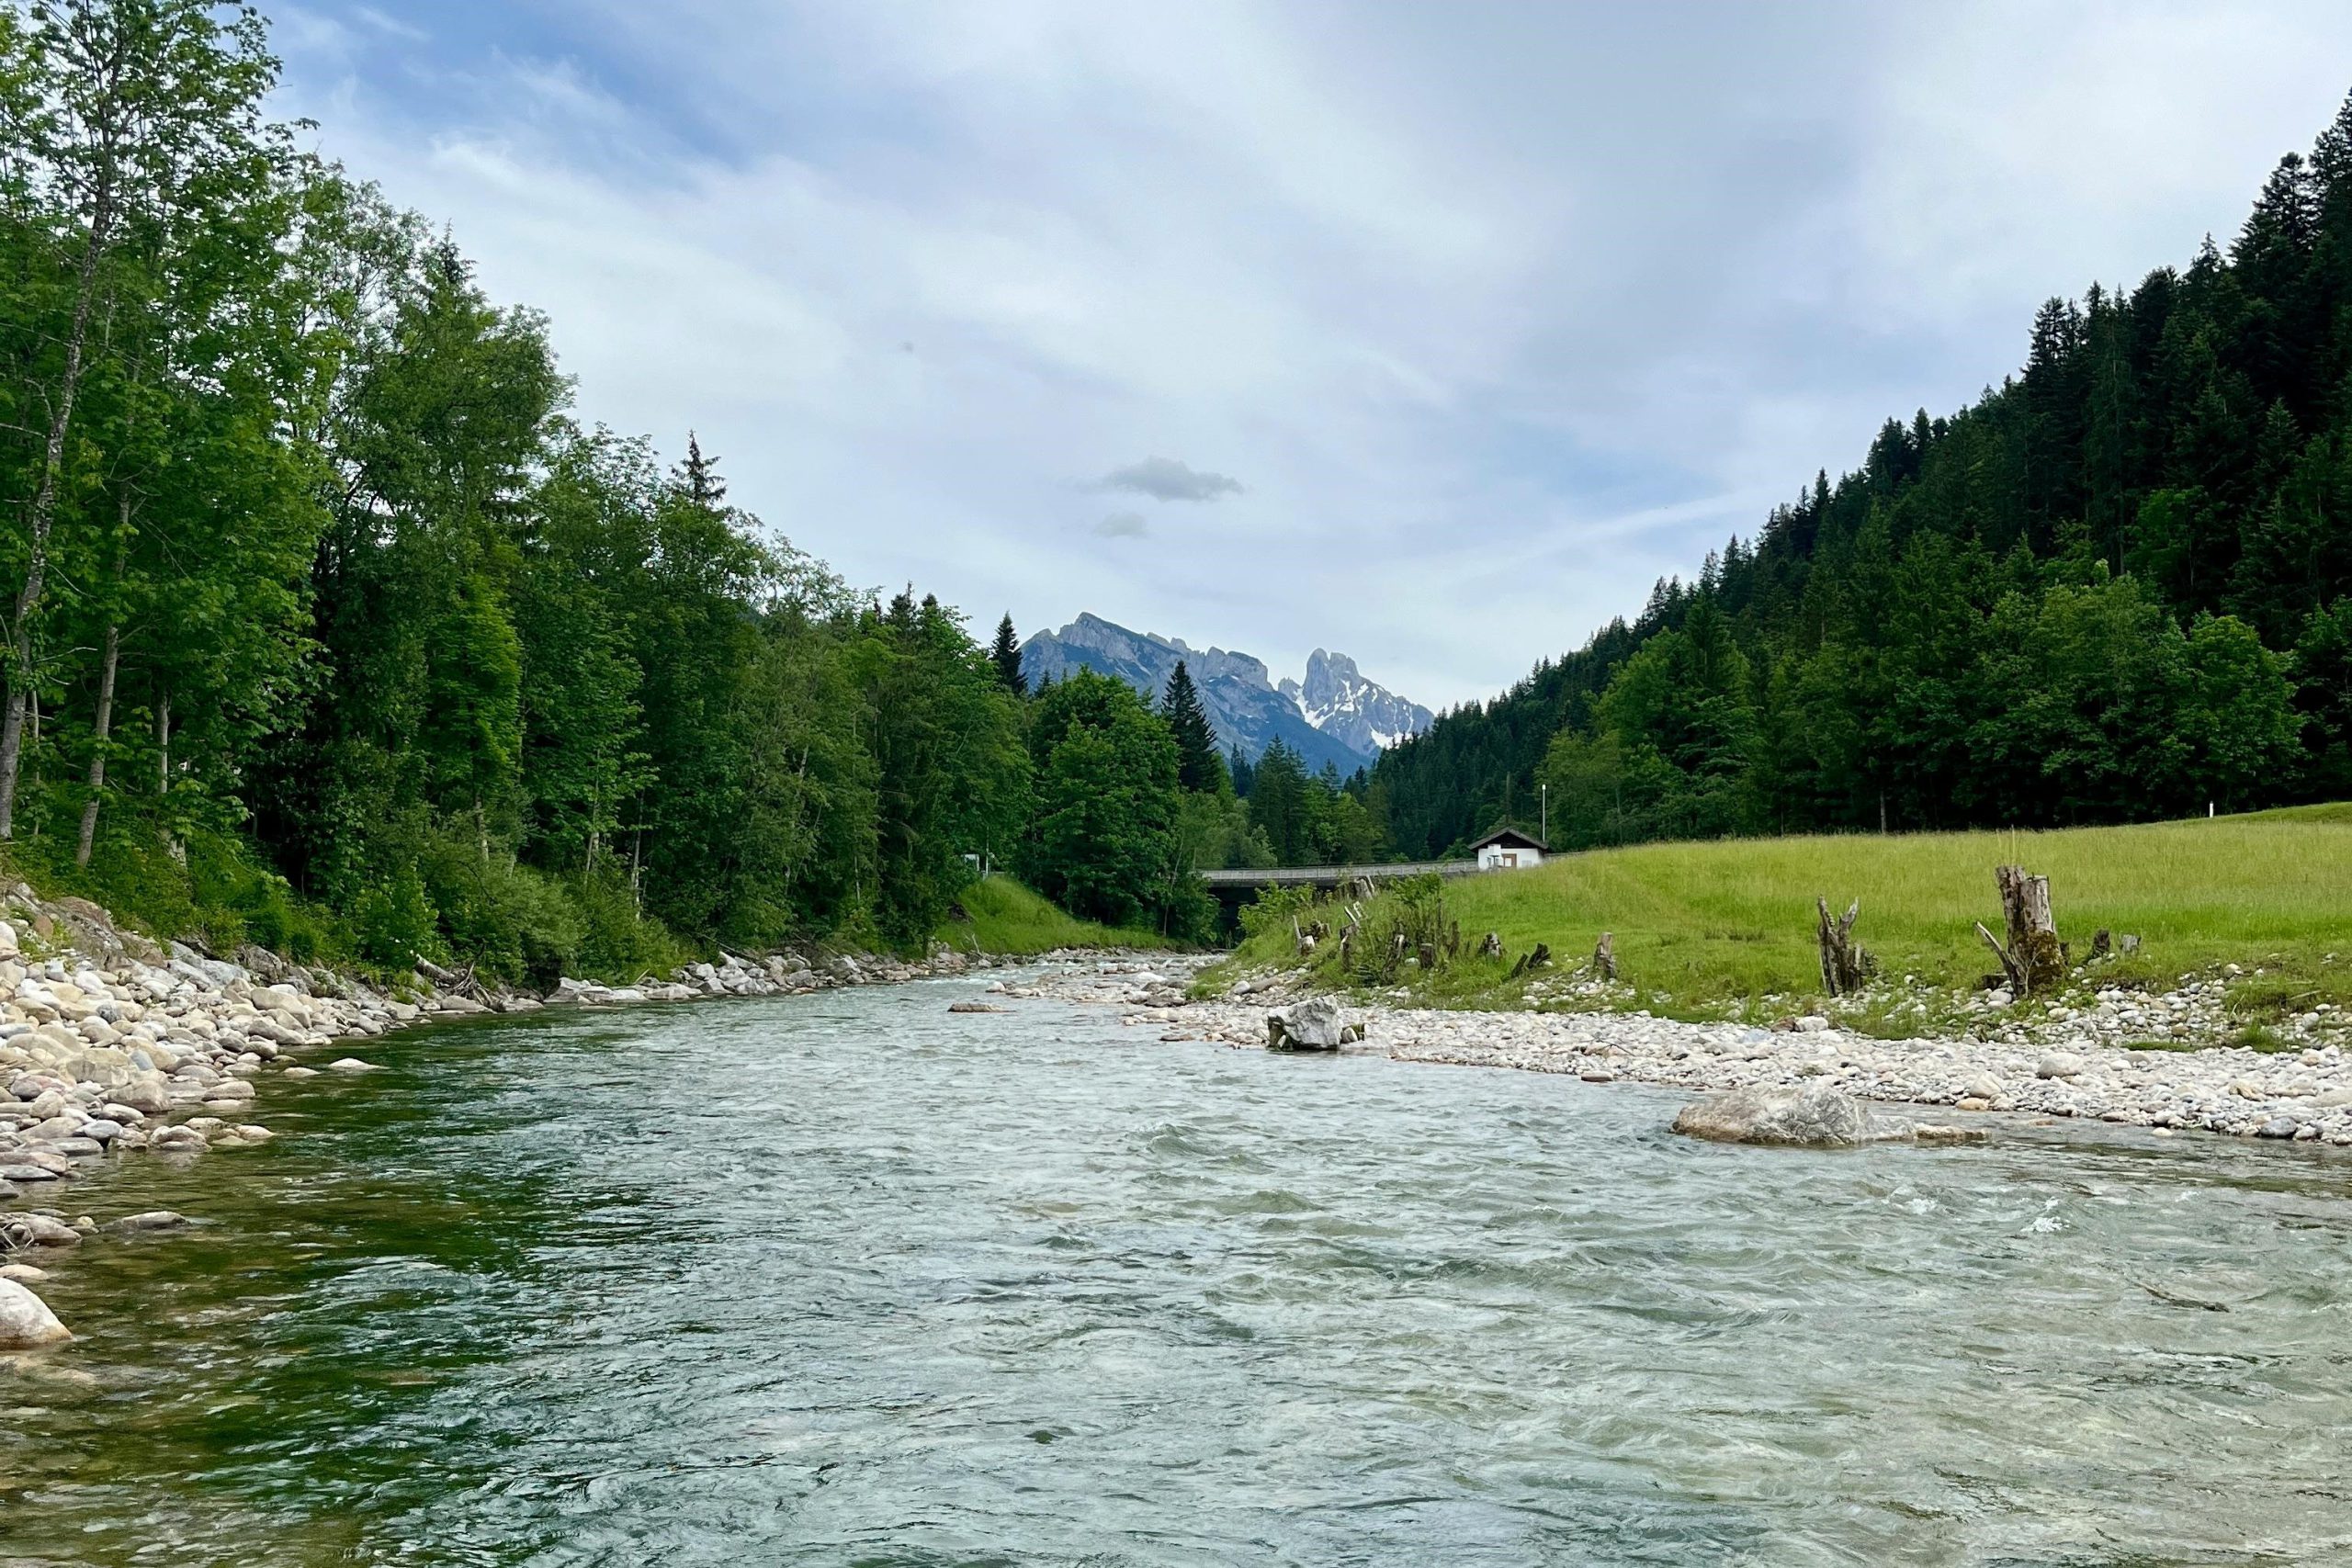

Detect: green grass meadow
1221,804,2352,1018
939,874,1181,957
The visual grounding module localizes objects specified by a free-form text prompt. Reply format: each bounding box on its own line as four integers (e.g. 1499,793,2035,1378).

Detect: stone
946,1001,1009,1014
0,1277,69,1348
1960,1074,2002,1101
1,1212,81,1247
1792,1015,1833,1032
1911,1123,1990,1143
111,1210,189,1232
2035,1052,2084,1079
1670,1084,1873,1147
280,1066,319,1079
0,1261,48,1282
149,1125,209,1154
1267,997,1349,1052
325,1057,380,1073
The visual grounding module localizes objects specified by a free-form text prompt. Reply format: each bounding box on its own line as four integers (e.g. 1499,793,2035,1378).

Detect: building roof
1470,825,1548,852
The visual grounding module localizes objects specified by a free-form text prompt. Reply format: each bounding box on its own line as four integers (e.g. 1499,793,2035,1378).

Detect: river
6,972,2352,1565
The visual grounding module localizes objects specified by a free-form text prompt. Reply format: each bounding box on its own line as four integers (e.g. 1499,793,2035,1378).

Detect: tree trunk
1817,896,1871,996
74,621,119,867
1977,865,2064,997
155,691,170,794
0,175,116,840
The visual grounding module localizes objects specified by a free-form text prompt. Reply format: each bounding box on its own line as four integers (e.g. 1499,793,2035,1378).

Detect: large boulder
1267,998,1350,1052
1671,1085,1874,1148
0,1277,69,1348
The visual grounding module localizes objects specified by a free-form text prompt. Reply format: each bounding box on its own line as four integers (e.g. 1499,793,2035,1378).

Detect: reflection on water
6,975,2352,1566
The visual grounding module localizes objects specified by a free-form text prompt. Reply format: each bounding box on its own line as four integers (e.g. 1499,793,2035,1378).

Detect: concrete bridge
1198,860,1478,897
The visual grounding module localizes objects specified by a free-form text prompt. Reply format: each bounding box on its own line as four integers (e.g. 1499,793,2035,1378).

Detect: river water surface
6,974,2352,1565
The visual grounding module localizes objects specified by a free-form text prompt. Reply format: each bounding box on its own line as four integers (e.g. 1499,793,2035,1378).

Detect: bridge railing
1198,860,1478,888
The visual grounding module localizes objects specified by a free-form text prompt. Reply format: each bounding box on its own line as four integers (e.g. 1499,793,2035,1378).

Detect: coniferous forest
1373,96,2352,860
0,1,1224,977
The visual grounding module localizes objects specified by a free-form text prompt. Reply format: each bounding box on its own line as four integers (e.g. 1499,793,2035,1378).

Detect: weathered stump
1477,931,1503,959
1592,932,1616,981
1974,865,2064,997
1816,897,1872,997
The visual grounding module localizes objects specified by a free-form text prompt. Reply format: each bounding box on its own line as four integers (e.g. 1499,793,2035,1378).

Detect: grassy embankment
1212,804,2352,1028
937,874,1182,957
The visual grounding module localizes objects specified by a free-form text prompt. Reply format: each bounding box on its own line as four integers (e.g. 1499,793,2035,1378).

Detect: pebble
1018,958,2352,1151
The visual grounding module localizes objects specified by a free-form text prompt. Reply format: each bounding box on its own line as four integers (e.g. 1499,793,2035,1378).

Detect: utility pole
1541,783,1548,845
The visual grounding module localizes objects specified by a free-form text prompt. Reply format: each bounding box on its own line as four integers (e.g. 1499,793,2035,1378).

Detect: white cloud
268,1,2352,706
1094,511,1149,539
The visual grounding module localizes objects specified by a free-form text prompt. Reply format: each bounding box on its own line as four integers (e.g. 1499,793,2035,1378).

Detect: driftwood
1975,865,2064,997
1816,897,1873,997
1591,931,1616,981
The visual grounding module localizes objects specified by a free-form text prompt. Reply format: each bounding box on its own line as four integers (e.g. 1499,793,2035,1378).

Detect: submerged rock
1671,1085,1873,1147
0,1276,69,1348
2,1212,82,1247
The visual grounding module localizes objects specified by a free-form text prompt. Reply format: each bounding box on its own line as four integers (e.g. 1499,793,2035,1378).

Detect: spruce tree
1159,660,1223,791
675,431,726,509
990,613,1027,695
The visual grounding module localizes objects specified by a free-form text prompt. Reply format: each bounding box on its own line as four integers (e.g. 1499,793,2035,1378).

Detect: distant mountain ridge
1019,615,1431,774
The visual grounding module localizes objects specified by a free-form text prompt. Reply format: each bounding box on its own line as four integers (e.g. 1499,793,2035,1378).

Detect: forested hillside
0,1,1212,977
1376,95,2352,859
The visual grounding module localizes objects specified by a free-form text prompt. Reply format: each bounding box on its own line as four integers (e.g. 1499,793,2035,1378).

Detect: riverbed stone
2036,1052,2084,1079
1267,998,1349,1051
2,1212,82,1247
0,1277,69,1347
1671,1084,1873,1147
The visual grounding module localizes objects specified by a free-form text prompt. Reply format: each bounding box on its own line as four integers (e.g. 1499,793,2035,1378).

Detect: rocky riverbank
1005,956,2352,1149
0,879,1029,1347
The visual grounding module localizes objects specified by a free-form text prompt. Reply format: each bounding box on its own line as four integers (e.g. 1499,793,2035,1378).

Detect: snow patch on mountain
1020,615,1430,772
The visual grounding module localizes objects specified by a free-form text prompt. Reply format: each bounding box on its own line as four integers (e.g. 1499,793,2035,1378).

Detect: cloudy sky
271,1,2352,709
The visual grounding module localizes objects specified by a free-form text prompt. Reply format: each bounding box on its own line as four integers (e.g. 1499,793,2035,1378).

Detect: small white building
1472,826,1547,871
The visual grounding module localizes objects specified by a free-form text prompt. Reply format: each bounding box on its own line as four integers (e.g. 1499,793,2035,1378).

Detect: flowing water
6,973,2352,1566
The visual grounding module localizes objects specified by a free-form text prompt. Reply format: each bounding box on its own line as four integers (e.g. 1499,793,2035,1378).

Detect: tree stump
1527,942,1552,970
1815,896,1871,997
2089,929,2111,962
1975,866,2064,997
1591,932,1616,981
1478,931,1503,959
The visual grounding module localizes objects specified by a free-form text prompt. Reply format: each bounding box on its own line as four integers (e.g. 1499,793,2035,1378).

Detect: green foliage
1159,660,1226,794
1023,669,1196,934
352,866,436,971
941,874,1177,956
1375,95,2352,857
0,4,1203,976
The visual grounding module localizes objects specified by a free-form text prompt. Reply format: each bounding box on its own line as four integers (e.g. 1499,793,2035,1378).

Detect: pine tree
1159,660,1223,792
990,613,1027,695
675,431,726,509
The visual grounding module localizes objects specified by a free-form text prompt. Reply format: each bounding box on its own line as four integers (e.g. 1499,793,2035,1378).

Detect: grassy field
938,874,1181,957
1216,804,2352,1021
